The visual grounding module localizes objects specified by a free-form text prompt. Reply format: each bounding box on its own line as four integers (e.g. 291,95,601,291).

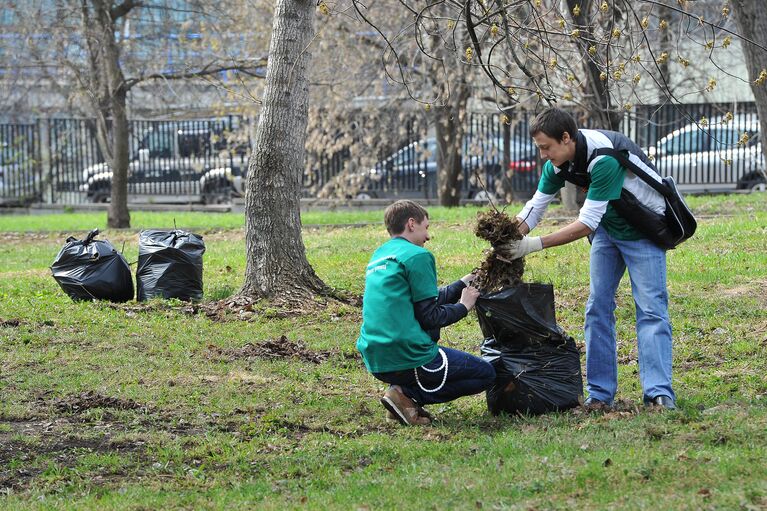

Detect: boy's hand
497,236,543,260
460,272,477,286
459,286,480,311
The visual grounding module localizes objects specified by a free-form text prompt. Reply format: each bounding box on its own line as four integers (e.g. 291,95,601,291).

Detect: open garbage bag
477,284,582,415
50,229,134,302
136,229,205,302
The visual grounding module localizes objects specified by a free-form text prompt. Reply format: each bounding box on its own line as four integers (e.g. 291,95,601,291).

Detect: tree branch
124,59,268,89
111,0,143,21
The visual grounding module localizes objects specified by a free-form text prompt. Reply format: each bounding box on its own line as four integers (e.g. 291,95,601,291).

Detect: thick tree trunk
91,0,130,228
436,84,470,207
240,0,327,300
108,88,131,228
731,1,767,177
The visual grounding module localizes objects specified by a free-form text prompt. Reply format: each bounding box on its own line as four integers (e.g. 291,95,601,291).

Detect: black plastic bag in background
476,284,583,416
136,229,205,302
50,229,134,302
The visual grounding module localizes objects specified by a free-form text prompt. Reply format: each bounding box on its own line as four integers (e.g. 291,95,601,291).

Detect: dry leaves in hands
473,210,526,293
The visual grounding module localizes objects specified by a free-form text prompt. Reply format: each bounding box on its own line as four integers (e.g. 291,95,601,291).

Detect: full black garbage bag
477,284,582,415
136,229,205,302
50,229,134,302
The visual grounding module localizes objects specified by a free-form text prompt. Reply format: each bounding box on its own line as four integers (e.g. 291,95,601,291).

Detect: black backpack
591,148,697,250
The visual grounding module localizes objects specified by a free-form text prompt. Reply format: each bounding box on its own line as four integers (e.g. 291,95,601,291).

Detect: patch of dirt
570,398,641,419
678,353,727,371
473,210,526,293
0,231,59,246
197,290,361,322
0,318,21,328
106,301,202,317
207,335,332,364
719,279,767,306
54,391,146,414
0,416,145,493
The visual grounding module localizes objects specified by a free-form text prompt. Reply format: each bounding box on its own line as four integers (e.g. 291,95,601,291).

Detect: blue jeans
585,227,675,404
373,346,496,406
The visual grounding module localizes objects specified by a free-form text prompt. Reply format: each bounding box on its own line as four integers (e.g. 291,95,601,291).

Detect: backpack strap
592,147,672,199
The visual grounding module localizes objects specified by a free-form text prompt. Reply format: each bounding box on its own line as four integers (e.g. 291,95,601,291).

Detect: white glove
502,236,543,260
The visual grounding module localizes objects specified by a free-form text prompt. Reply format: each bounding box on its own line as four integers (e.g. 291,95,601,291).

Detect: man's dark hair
384,200,429,235
529,108,578,141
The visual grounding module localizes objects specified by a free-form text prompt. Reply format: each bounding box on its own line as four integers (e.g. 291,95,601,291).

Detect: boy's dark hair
529,108,578,141
384,200,429,235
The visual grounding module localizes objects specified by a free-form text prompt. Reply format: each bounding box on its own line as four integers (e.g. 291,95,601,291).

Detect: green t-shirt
356,237,439,373
538,156,644,240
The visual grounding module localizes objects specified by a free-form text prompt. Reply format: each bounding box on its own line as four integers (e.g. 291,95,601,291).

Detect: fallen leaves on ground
207,335,331,364
54,391,145,414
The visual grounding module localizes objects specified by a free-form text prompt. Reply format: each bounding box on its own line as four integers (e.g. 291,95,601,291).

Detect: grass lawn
1,194,766,510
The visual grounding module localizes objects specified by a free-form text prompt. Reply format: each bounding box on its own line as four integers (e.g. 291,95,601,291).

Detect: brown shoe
381,386,430,426
416,405,434,421
386,405,433,422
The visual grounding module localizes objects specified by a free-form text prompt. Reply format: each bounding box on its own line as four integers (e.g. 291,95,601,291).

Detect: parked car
648,115,766,192
80,123,247,203
355,136,538,200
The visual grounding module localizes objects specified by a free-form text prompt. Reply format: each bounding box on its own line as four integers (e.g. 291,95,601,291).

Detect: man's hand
498,236,543,260
459,286,480,312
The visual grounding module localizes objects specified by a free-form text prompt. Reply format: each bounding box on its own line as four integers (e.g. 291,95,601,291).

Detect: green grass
0,204,520,233
1,194,766,510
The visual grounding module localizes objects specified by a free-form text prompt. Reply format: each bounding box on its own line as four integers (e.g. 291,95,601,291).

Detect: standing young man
357,200,496,425
505,108,676,410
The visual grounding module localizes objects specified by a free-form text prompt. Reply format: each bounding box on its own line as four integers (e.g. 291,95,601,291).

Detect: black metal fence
46,117,248,204
48,118,104,196
0,102,763,206
0,121,42,205
352,112,539,201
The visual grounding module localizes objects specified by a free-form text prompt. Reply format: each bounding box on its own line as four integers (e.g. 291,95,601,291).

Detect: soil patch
570,398,642,419
0,318,21,328
54,391,146,414
107,301,202,317
473,210,526,293
0,417,145,493
208,335,332,364
719,279,767,307
199,291,361,322
0,231,59,246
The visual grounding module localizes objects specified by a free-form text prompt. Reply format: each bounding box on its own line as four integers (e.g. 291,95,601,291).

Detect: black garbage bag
136,229,205,302
476,284,582,415
50,229,134,302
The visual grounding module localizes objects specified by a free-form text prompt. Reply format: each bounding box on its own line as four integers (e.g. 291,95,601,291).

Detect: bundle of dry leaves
473,209,526,293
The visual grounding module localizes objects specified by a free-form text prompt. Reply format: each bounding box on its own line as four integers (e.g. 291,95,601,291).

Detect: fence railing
0,102,763,206
44,117,248,204
0,121,42,205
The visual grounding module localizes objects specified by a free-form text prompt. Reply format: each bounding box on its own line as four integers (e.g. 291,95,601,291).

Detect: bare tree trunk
436,83,470,207
731,1,767,177
240,0,327,300
90,0,131,228
108,87,131,228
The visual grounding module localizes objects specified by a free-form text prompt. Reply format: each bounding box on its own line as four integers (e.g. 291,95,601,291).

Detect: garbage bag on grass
50,229,134,302
476,284,582,415
136,229,205,302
